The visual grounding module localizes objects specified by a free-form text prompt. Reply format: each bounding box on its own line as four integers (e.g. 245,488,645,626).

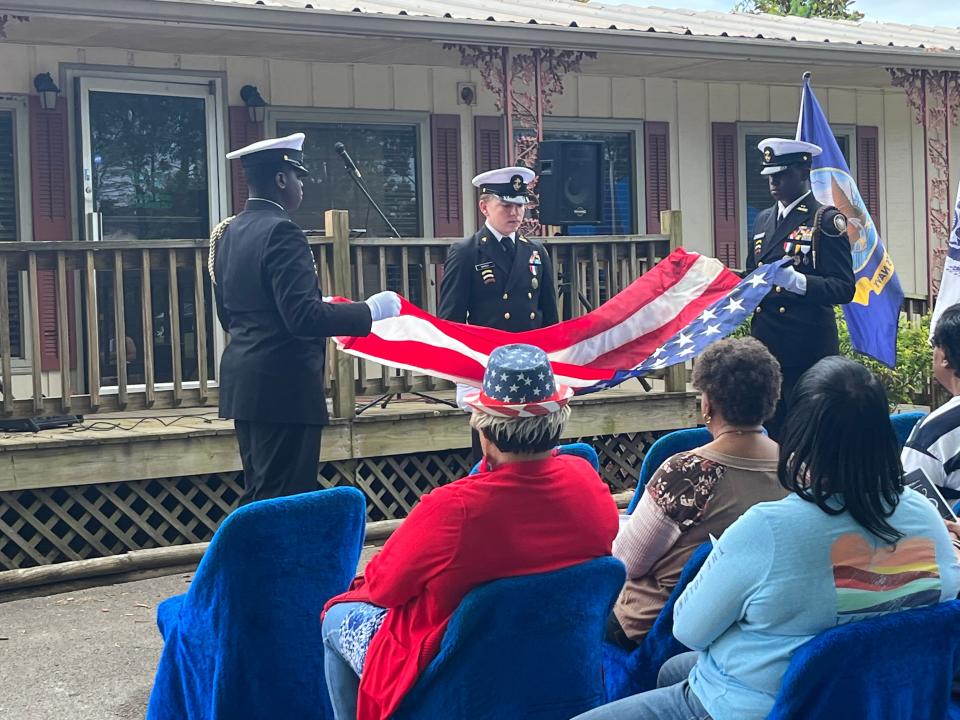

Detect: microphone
334,142,362,180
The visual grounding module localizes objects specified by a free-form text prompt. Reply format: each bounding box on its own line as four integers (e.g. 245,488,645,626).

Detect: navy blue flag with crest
797,76,903,367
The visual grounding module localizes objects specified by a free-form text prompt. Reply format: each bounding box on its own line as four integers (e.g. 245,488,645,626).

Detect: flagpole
796,71,812,141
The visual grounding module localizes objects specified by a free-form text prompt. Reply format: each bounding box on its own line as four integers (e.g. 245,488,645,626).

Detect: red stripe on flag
586,270,740,369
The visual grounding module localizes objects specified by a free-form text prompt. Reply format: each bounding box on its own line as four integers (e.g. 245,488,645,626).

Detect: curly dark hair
691,337,781,426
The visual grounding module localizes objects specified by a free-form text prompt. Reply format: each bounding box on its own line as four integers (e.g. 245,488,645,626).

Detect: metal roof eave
6,0,960,70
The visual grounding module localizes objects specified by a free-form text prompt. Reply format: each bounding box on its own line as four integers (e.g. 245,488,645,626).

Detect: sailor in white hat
212,132,400,503
437,165,559,463
745,136,855,441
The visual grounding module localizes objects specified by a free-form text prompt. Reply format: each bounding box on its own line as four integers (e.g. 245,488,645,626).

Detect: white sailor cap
472,166,535,205
226,132,309,175
757,138,822,176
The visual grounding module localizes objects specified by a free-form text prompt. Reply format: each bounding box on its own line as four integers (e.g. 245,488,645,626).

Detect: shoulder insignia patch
833,213,847,234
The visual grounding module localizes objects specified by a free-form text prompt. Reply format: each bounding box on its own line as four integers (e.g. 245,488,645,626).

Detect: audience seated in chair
321,344,619,720
608,338,787,651
146,486,367,720
575,356,960,720
903,303,960,505
602,541,712,702
391,557,626,720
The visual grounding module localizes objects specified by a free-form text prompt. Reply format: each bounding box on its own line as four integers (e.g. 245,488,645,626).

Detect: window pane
0,110,22,358
89,91,210,240
744,133,850,235
541,129,635,235
279,121,421,237
0,111,15,242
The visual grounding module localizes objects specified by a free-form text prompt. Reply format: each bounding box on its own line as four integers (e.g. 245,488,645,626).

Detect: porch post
326,209,356,420
661,210,687,394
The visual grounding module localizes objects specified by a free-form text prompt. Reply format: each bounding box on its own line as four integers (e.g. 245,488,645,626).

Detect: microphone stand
338,156,458,414
341,164,402,240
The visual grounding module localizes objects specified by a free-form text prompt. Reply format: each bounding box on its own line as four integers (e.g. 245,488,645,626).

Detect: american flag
335,249,788,394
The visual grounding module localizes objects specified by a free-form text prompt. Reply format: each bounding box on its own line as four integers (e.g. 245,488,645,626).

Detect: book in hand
904,468,958,521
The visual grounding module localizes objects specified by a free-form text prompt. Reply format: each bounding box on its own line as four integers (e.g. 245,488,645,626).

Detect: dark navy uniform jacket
214,198,372,425
746,194,855,369
438,227,559,331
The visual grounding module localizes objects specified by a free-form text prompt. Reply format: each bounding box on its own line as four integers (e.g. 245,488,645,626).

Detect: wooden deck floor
0,383,698,491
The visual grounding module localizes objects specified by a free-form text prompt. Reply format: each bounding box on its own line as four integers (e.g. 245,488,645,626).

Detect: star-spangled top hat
226,132,310,175
757,138,822,176
463,344,574,418
472,166,535,205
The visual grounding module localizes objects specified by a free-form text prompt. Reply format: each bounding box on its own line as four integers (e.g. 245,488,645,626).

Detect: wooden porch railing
312,209,684,419
0,208,703,421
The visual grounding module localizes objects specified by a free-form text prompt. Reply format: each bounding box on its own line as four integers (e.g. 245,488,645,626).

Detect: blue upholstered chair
146,487,367,720
626,428,712,514
602,541,712,702
890,411,925,449
767,599,960,719
392,557,627,720
469,441,600,476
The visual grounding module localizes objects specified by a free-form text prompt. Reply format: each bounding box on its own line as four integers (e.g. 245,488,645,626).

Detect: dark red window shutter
712,123,740,268
29,96,71,242
431,114,463,238
29,96,77,370
36,272,76,371
856,126,880,232
228,107,263,214
644,122,670,234
474,116,505,175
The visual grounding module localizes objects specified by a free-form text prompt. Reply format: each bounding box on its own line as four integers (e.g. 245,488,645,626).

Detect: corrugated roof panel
208,0,960,52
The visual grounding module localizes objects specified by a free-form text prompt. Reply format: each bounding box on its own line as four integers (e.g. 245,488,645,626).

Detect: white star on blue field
578,259,788,395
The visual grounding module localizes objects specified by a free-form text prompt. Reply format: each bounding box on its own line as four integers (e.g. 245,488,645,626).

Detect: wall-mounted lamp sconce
240,84,268,124
33,72,60,111
457,82,477,106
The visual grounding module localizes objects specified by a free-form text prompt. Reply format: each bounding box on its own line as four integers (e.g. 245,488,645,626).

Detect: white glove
773,263,808,296
455,383,475,410
365,291,401,321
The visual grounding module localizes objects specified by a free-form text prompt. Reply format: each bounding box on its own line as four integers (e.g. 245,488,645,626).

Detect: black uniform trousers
765,365,806,443
234,420,322,505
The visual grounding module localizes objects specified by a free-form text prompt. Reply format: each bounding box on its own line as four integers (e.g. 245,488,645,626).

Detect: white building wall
0,41,950,300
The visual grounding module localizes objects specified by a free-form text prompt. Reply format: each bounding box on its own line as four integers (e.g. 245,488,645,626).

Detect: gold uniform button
502,293,509,300
504,312,511,320
755,306,762,313
529,312,536,320
775,286,782,293
758,261,764,267
779,306,786,314
527,292,533,299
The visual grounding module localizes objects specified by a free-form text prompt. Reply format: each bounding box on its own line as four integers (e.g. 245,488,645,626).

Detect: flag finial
802,71,812,81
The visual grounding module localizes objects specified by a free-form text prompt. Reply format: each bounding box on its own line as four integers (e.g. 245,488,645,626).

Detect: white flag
930,180,960,338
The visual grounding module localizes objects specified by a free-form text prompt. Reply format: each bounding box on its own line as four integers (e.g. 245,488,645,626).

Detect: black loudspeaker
536,140,603,225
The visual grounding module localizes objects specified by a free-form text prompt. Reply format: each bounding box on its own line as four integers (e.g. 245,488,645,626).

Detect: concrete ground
0,573,192,720
0,545,382,720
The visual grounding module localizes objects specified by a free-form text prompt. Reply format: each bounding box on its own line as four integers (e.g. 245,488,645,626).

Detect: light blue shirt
675,489,960,720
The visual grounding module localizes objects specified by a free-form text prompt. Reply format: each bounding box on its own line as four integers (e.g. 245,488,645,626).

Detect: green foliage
733,0,864,20
724,311,931,410
836,308,932,410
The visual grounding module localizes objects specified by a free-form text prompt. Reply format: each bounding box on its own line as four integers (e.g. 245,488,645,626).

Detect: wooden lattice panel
0,434,660,570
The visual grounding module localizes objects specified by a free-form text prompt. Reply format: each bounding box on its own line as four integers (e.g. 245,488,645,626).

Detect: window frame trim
267,108,434,237
737,121,857,264
0,94,35,372
542,116,647,235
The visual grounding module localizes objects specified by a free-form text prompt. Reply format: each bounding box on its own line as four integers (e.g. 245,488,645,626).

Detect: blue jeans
322,601,367,720
573,651,712,720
